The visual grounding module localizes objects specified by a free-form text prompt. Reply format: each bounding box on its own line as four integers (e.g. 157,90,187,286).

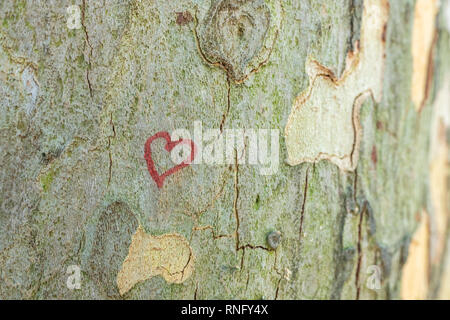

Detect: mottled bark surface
0,0,449,299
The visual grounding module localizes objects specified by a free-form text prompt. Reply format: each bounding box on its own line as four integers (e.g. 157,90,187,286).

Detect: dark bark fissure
220,76,231,133
81,0,94,98
355,202,366,300
299,168,310,243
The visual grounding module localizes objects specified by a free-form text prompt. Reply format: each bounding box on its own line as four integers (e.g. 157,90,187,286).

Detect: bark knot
198,0,275,82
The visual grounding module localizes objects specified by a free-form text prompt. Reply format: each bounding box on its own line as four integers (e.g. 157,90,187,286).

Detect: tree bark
0,0,449,299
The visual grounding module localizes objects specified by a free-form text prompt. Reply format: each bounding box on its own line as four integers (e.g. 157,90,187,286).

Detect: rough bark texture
0,0,449,299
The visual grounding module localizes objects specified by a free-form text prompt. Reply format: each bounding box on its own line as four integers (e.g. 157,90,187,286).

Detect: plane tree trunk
0,0,449,299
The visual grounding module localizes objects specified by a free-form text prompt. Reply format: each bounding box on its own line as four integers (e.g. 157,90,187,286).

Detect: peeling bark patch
117,226,195,296
401,211,430,300
411,0,438,111
285,0,389,171
197,0,281,82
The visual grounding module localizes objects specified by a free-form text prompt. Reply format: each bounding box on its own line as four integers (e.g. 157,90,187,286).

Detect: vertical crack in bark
349,0,355,49
353,169,358,211
107,113,116,185
232,145,269,266
180,249,193,280
190,154,268,273
240,247,246,270
108,152,113,185
231,149,269,258
273,249,279,271
299,168,310,242
273,251,284,300
355,202,367,300
220,76,231,133
81,0,94,98
194,282,198,300
274,277,282,300
233,150,240,251
245,270,250,292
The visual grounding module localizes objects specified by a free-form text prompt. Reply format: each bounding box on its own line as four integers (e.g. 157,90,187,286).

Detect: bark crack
157,248,193,280
245,270,250,292
107,113,116,185
219,76,231,133
233,150,241,251
238,243,270,251
193,171,228,219
194,282,198,300
231,149,270,273
299,168,310,242
81,0,94,98
190,225,233,242
274,277,282,300
355,202,367,300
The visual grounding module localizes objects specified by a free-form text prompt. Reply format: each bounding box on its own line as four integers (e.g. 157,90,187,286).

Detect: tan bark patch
438,248,450,299
117,226,195,296
411,0,439,111
285,0,389,171
430,130,449,264
401,211,430,300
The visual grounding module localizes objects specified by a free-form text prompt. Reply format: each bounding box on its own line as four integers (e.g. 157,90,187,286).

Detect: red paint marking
144,132,197,189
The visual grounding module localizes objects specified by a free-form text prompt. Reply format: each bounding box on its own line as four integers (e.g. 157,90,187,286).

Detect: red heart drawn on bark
144,132,197,189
